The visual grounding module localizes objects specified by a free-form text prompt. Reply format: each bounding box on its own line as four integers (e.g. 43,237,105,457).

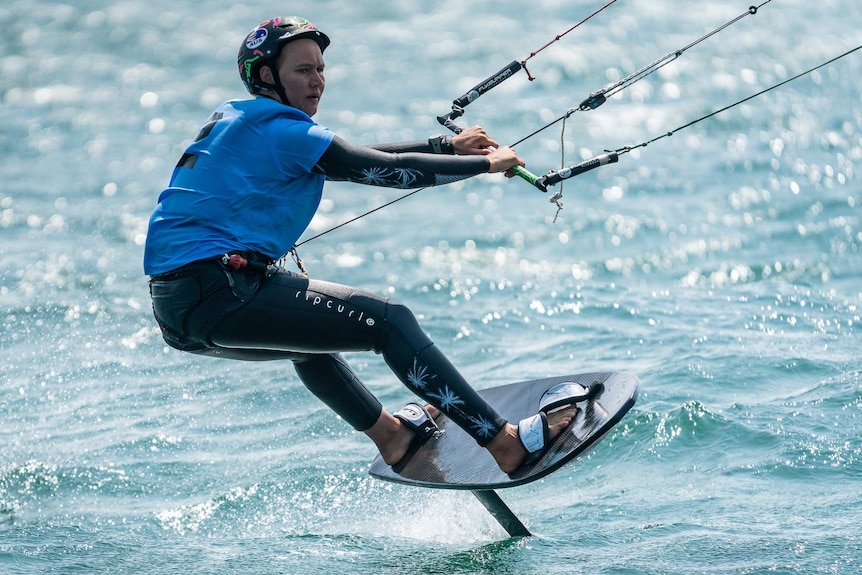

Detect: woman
144,16,578,474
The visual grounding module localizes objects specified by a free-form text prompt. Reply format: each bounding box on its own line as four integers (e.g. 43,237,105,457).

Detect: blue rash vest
143,97,335,275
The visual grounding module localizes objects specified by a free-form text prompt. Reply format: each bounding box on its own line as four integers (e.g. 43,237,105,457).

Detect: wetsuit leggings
149,259,507,446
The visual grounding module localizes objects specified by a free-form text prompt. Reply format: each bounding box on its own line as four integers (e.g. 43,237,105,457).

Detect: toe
546,405,577,441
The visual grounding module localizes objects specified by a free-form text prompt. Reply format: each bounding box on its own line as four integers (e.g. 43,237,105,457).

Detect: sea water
1,1,860,573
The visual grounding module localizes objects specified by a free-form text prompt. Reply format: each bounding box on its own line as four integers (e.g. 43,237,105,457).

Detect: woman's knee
385,299,432,343
385,298,418,328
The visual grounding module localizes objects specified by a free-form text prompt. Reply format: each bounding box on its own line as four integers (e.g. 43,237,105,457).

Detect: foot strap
391,403,442,473
394,403,441,441
515,381,600,468
539,381,598,412
517,412,549,464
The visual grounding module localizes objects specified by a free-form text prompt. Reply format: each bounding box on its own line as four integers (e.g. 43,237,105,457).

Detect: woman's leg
207,270,508,445
152,263,575,472
291,352,383,431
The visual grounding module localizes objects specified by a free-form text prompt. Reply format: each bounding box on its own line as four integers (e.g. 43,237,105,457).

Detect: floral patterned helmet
237,16,330,95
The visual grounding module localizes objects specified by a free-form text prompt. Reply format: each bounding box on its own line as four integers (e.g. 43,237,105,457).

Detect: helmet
237,16,330,95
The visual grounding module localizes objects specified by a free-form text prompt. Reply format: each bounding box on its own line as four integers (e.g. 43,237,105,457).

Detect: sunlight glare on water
1,0,861,573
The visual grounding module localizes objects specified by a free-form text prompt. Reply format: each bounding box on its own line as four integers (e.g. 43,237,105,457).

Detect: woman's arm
369,126,499,156
369,136,452,155
315,135,491,189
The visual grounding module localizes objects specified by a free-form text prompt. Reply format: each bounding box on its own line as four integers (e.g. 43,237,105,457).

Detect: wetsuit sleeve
315,135,489,189
368,136,452,155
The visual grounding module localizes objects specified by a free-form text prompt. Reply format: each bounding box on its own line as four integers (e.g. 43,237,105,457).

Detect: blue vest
143,97,334,275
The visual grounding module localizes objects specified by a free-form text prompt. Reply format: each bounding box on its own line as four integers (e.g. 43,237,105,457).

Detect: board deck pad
369,371,639,490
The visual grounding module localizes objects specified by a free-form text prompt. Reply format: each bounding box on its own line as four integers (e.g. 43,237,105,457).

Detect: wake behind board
369,371,639,490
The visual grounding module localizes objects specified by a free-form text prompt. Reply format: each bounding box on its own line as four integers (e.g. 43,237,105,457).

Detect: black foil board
369,371,639,490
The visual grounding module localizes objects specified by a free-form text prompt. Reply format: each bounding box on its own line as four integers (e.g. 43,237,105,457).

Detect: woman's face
262,38,325,116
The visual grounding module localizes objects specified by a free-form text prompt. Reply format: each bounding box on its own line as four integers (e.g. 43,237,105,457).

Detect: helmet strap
256,64,292,107
268,66,292,106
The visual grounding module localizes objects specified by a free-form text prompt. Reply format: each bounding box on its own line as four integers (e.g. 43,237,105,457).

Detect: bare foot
364,405,440,465
486,406,577,473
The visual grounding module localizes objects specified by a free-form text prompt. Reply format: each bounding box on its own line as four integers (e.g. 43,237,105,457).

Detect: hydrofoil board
369,371,638,536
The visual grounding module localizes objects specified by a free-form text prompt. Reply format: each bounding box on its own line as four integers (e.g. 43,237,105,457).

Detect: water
1,0,860,573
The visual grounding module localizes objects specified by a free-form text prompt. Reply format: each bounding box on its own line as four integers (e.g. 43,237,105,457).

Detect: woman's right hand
486,146,526,175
